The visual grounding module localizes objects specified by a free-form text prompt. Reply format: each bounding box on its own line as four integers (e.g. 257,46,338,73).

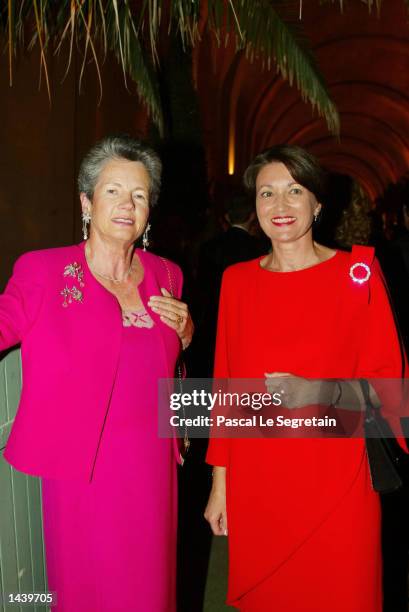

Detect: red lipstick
271,216,296,226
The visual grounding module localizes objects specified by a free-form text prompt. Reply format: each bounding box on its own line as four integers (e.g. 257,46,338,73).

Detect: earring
82,211,91,240
313,211,320,223
142,223,151,251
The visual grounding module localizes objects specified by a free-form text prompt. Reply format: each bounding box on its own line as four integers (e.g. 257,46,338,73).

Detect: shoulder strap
350,245,375,265
348,245,375,306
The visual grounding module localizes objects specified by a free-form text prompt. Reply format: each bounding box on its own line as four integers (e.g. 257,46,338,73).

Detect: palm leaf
147,0,340,134
1,0,163,133
319,0,382,13
32,0,51,101
104,0,164,132
7,0,14,85
217,0,340,134
4,0,408,136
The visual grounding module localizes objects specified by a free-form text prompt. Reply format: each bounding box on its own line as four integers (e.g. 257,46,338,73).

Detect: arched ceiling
193,0,409,199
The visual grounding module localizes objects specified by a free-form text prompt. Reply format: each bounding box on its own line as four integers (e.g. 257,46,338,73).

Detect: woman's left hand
148,289,194,350
265,372,333,409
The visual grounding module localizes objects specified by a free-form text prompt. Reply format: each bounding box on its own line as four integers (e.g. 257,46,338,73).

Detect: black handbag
360,378,408,494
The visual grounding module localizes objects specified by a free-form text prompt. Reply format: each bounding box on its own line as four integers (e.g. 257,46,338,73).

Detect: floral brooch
61,262,84,307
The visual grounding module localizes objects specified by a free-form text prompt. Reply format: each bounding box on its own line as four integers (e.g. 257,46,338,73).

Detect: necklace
91,265,132,283
85,245,133,283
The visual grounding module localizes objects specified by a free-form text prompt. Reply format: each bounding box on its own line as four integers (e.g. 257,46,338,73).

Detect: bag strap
159,256,190,459
160,256,175,297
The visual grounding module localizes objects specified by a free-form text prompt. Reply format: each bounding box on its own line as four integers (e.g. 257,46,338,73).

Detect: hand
148,289,194,349
265,372,331,409
204,488,228,536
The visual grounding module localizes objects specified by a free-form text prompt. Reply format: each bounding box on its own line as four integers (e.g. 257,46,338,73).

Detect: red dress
206,249,404,612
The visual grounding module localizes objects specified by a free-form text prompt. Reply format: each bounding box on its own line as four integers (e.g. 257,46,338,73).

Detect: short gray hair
78,135,162,206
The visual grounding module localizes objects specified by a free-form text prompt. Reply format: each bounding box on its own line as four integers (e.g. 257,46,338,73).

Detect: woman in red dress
204,145,404,611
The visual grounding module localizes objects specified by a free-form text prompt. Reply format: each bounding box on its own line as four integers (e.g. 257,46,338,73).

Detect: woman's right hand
204,467,228,536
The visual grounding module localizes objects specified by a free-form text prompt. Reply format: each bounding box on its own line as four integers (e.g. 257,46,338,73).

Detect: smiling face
255,162,321,245
80,158,150,245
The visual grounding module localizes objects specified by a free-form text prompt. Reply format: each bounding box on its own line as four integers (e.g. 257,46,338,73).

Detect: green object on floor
204,536,235,611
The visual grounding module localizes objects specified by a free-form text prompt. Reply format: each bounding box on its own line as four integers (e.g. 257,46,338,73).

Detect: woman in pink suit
0,135,193,611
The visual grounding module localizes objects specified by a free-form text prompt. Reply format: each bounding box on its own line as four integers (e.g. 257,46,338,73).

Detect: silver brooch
61,285,83,308
349,262,371,284
63,262,84,287
61,262,85,307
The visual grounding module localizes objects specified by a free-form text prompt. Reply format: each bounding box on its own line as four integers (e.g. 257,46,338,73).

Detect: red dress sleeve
206,269,232,467
359,258,406,378
359,258,408,445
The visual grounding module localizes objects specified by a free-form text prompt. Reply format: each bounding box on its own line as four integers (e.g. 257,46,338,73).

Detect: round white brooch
349,262,371,284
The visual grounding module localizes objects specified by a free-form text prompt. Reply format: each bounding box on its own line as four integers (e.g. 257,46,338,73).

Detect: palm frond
319,0,382,13
141,0,339,134
5,0,407,137
207,0,340,135
105,0,164,133
54,2,77,83
74,0,103,100
1,0,163,133
7,0,13,85
32,0,51,101
361,0,382,13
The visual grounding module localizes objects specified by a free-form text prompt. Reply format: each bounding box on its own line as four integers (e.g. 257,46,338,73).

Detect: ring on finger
177,315,184,325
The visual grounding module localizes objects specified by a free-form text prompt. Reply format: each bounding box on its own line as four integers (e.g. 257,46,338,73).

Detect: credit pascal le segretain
169,414,338,429
168,390,337,429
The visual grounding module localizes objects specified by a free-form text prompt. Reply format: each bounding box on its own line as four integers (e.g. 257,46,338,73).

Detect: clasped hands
265,372,335,410
148,289,194,350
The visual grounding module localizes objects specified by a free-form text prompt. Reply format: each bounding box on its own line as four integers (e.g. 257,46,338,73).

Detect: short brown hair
243,145,327,203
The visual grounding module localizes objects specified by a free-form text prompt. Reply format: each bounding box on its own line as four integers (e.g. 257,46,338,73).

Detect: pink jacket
1,242,183,479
